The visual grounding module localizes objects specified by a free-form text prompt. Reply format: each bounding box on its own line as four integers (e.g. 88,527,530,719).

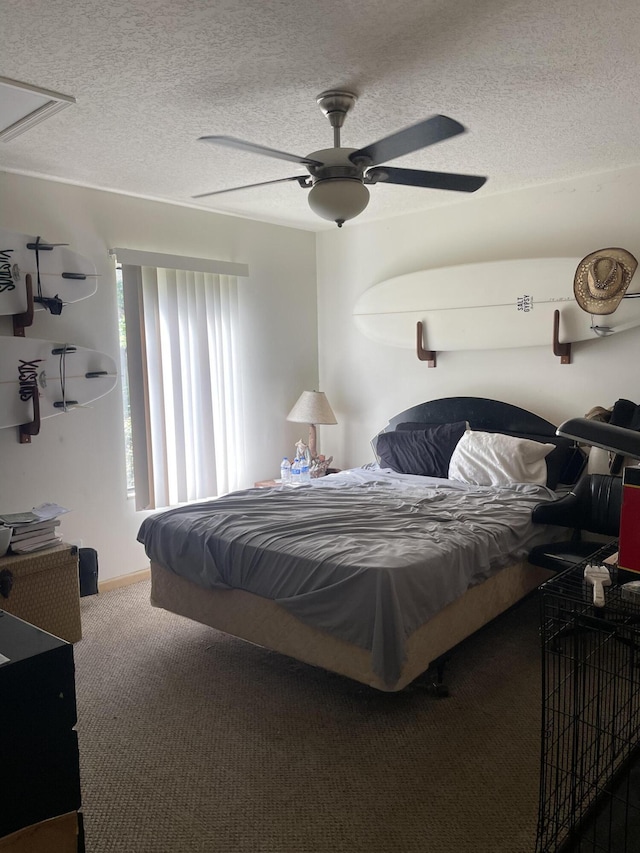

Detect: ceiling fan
194,90,487,227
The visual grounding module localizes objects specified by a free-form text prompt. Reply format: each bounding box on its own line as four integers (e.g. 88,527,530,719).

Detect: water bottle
291,457,301,485
300,456,311,484
280,457,291,485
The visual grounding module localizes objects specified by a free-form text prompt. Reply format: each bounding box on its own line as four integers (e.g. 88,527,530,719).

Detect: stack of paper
0,504,70,554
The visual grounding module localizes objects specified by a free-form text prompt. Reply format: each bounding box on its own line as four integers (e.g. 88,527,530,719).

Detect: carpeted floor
74,581,545,853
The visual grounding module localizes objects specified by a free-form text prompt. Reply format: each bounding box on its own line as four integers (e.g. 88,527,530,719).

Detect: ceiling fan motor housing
306,148,365,182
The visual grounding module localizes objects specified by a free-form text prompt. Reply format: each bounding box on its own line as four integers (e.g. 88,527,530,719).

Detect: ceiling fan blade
349,115,466,167
198,135,323,167
365,166,487,193
193,175,311,199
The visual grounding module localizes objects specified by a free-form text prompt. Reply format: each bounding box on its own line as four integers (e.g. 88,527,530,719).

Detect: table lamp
286,391,337,459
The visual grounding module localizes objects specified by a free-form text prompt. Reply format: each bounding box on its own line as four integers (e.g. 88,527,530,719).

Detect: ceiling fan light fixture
307,178,370,227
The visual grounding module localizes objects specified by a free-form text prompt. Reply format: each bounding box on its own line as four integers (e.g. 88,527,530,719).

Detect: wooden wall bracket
19,383,41,444
416,321,437,367
12,274,34,337
552,309,571,364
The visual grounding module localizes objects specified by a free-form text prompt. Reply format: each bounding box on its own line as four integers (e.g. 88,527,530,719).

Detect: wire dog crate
536,541,640,853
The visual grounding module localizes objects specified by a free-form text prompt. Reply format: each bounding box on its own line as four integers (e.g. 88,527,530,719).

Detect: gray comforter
138,467,560,685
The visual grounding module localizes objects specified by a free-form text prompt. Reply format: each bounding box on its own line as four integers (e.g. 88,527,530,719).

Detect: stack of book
8,518,62,554
0,504,69,555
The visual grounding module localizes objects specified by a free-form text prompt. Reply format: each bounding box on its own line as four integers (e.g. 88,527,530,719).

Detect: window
115,265,134,493
112,249,249,510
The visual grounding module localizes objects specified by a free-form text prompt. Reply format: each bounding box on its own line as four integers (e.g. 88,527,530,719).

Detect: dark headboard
385,396,557,434
380,397,584,487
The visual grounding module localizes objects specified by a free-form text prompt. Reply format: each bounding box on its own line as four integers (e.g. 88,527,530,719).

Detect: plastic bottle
300,456,311,484
291,457,301,485
280,457,291,485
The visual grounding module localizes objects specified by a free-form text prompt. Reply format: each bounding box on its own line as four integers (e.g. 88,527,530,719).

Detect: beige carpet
74,580,544,853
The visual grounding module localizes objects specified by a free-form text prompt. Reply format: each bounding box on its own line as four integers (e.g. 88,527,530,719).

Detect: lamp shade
557,418,640,460
287,391,337,426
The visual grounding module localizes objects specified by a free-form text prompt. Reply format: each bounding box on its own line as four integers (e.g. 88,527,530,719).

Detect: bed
138,397,583,692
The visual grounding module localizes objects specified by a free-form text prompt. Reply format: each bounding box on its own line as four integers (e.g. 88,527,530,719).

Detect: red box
618,466,640,574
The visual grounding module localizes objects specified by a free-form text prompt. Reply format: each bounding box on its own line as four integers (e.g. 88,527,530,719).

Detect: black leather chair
528,474,622,572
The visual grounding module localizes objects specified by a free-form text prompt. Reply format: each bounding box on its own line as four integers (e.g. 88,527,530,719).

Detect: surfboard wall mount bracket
416,321,437,367
12,273,34,337
416,313,572,366
18,384,41,444
552,309,572,364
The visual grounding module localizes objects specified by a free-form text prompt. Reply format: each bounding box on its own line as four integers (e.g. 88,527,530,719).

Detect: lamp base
308,424,318,459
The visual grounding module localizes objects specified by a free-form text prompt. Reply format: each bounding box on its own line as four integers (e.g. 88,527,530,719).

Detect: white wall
316,165,640,469
0,173,317,580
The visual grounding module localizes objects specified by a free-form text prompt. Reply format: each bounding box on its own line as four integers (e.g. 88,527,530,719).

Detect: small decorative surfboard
1,337,117,430
353,257,640,351
0,228,98,316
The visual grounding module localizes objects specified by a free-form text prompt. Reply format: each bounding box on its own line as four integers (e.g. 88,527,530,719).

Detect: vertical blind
121,264,244,510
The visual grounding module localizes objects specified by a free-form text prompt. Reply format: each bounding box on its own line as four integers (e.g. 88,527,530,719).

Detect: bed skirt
149,560,553,692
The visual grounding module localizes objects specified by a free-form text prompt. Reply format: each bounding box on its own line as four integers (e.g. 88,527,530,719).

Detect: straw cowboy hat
574,247,638,315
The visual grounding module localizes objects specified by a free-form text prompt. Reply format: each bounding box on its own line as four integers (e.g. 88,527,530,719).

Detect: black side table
0,610,83,849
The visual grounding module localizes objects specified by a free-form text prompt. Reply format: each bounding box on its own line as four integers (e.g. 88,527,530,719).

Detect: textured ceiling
1,0,640,231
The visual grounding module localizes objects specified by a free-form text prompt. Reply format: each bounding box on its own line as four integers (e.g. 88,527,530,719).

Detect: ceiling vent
0,76,75,142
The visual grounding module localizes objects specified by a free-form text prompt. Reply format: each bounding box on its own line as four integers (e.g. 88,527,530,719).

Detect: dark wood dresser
0,610,83,851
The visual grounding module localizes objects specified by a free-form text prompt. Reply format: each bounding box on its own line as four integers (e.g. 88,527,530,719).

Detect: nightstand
254,470,341,487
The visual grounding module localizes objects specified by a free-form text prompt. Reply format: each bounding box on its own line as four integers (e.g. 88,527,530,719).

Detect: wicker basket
0,544,81,643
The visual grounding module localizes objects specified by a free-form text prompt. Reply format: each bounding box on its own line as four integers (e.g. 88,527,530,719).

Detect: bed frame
149,397,573,692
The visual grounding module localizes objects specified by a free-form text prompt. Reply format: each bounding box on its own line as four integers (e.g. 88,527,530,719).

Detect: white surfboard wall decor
0,228,98,315
353,258,640,352
1,337,117,430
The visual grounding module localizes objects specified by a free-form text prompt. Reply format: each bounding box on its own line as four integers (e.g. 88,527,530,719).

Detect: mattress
138,467,561,687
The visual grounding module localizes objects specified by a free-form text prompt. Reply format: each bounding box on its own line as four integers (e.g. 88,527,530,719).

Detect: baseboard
99,567,151,593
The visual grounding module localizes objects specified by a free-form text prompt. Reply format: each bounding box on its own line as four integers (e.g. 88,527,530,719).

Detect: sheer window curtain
121,263,244,510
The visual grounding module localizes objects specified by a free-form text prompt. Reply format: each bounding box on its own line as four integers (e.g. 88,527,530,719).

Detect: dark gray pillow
375,422,467,478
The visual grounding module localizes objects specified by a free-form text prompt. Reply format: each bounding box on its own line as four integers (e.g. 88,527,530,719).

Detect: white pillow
448,430,555,486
